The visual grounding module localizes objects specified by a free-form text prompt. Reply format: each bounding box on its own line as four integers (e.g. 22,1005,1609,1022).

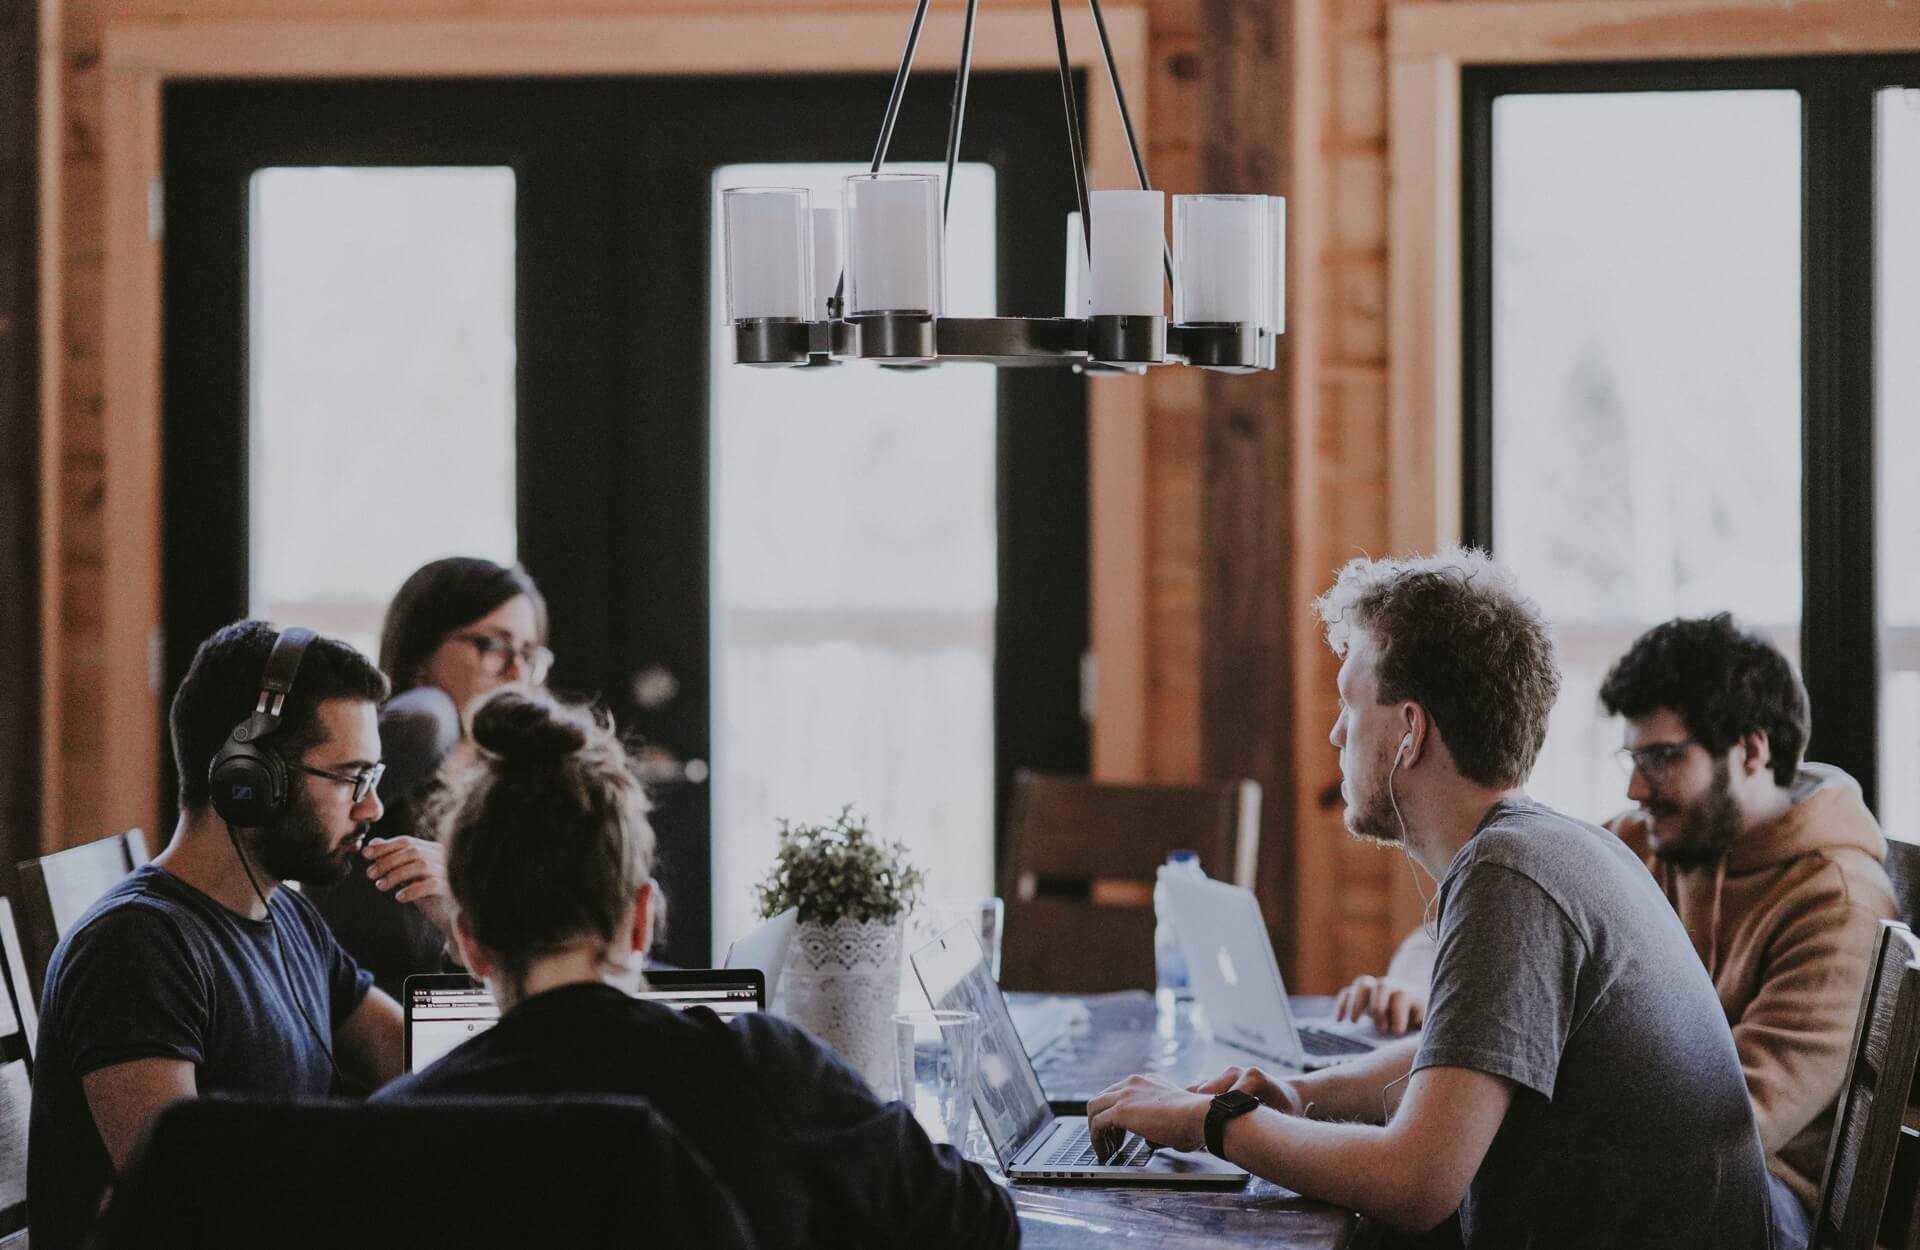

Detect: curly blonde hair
1314,548,1559,789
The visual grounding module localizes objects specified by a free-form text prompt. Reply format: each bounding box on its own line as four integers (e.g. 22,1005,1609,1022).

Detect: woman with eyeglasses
311,556,553,998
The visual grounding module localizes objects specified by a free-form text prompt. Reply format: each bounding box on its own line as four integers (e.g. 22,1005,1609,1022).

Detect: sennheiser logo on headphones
231,785,253,800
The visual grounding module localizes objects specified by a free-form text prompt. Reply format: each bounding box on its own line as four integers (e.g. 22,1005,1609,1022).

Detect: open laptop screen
403,969,766,1073
910,925,1052,1159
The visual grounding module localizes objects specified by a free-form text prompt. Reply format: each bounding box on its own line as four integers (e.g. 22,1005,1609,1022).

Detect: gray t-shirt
1415,798,1773,1250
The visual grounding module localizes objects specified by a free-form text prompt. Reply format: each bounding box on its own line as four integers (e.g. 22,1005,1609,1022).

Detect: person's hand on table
1333,973,1427,1034
1087,1074,1210,1159
362,836,454,938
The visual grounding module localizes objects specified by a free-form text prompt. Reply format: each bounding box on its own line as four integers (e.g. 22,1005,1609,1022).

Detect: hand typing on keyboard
1085,1073,1214,1160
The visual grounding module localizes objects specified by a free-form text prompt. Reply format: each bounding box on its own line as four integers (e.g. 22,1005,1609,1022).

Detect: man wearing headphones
28,621,452,1250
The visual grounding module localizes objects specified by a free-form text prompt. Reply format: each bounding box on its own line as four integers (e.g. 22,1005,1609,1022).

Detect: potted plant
755,807,924,1094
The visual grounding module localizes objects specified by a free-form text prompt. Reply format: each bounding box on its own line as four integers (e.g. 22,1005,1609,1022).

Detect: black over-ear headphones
208,627,315,827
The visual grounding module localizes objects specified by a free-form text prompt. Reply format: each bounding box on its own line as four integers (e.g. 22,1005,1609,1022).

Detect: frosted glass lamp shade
1063,212,1093,318
1266,197,1287,335
722,187,813,322
813,206,843,319
843,173,944,316
1089,190,1164,317
1173,194,1268,324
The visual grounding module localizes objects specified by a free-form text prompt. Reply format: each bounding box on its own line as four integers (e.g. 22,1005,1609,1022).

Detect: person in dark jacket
311,557,550,997
375,690,1019,1250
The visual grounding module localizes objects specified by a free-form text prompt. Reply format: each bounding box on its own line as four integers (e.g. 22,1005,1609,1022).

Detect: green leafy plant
754,806,925,927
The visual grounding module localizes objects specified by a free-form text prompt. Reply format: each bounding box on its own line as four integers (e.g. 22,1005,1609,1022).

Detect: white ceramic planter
777,916,904,1095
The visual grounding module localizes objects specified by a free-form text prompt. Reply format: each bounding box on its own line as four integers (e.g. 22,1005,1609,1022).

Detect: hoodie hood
1724,763,1886,875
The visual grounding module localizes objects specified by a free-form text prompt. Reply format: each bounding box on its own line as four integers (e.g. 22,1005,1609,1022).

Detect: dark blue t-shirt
27,864,372,1250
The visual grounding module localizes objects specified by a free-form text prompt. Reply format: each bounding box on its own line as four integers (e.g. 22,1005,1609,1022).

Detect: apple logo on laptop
1216,946,1240,986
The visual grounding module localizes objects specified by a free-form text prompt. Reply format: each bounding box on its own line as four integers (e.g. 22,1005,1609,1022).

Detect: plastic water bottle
1153,849,1205,1011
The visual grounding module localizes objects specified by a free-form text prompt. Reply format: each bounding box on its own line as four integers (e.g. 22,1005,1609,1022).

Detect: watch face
1214,1089,1260,1115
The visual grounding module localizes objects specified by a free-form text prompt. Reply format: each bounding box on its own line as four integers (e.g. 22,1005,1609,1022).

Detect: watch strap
1205,1090,1260,1157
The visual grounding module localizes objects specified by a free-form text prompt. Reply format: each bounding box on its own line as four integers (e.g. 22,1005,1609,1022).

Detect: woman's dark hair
1599,613,1809,787
426,691,654,991
378,557,549,695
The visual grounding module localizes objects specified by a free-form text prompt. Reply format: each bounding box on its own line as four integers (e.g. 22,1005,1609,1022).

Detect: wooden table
1005,992,1364,1249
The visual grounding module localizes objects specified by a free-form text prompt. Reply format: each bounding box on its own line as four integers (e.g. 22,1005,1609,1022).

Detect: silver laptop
911,925,1247,1186
1163,875,1381,1071
724,906,798,994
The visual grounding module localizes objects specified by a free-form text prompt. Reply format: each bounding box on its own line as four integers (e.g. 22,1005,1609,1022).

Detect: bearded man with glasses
1597,613,1896,1244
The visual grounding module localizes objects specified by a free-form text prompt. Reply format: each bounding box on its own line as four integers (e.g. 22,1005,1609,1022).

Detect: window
1483,90,1800,820
1467,59,1920,823
1878,87,1920,840
248,167,517,659
707,162,1000,952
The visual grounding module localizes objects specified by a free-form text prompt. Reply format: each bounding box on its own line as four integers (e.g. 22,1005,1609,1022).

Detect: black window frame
161,73,1090,963
1463,56,1920,815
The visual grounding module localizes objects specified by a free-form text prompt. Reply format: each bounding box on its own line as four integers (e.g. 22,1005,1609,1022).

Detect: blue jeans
1768,1172,1810,1250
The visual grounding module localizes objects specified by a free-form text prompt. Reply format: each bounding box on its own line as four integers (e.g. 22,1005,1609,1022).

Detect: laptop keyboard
1299,1025,1374,1057
1040,1122,1153,1168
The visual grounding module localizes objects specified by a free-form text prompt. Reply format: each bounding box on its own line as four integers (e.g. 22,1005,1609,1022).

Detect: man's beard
1344,763,1406,848
1649,758,1742,868
253,792,364,886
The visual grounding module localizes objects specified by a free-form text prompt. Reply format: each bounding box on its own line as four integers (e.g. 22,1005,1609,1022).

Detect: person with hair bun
374,691,1017,1250
312,557,551,998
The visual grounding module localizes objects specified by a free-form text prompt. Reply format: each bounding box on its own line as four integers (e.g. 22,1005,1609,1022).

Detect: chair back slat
17,829,147,1004
998,771,1261,993
0,901,31,1067
1813,920,1920,1250
1886,839,1920,929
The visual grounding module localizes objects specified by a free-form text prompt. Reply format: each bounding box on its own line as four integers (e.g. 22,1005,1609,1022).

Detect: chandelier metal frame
728,0,1282,373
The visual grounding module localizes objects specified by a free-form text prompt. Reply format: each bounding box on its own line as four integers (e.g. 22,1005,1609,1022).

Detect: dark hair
171,620,390,810
1599,613,1808,787
1315,548,1561,789
426,691,654,988
378,558,549,696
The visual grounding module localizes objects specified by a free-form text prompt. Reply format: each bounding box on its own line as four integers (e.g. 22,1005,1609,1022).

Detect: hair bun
471,691,587,764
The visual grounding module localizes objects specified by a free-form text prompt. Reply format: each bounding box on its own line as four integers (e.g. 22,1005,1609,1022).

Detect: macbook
911,925,1246,1186
402,968,766,1074
1163,874,1381,1070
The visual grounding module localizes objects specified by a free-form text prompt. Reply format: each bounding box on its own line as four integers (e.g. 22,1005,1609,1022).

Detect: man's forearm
1216,1105,1440,1232
1290,1035,1421,1124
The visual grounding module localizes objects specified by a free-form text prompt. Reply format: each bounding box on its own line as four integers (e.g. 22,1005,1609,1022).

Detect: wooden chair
1884,837,1920,929
17,828,151,1004
1810,920,1920,1250
997,771,1261,993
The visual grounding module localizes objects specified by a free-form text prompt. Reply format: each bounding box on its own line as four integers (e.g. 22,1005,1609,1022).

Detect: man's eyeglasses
454,632,554,684
291,759,386,804
1615,739,1700,783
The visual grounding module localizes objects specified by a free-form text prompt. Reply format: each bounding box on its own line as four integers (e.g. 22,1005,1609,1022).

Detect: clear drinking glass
931,897,1005,982
893,1009,980,1147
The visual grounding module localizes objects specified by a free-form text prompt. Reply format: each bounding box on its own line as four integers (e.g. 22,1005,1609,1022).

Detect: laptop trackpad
1146,1148,1247,1178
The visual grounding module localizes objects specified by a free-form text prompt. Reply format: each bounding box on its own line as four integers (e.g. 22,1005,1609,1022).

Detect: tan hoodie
1614,764,1898,1210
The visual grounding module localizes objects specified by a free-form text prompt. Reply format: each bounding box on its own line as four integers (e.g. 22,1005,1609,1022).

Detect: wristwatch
1204,1089,1261,1158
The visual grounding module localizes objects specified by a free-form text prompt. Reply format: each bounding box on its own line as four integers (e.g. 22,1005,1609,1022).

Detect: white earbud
1397,732,1413,761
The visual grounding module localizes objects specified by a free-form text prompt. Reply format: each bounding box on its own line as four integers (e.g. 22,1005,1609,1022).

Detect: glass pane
1878,87,1920,840
249,167,518,659
1490,92,1801,820
709,162,998,954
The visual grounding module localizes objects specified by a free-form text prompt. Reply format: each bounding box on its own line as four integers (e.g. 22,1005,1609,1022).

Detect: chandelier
720,0,1285,373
